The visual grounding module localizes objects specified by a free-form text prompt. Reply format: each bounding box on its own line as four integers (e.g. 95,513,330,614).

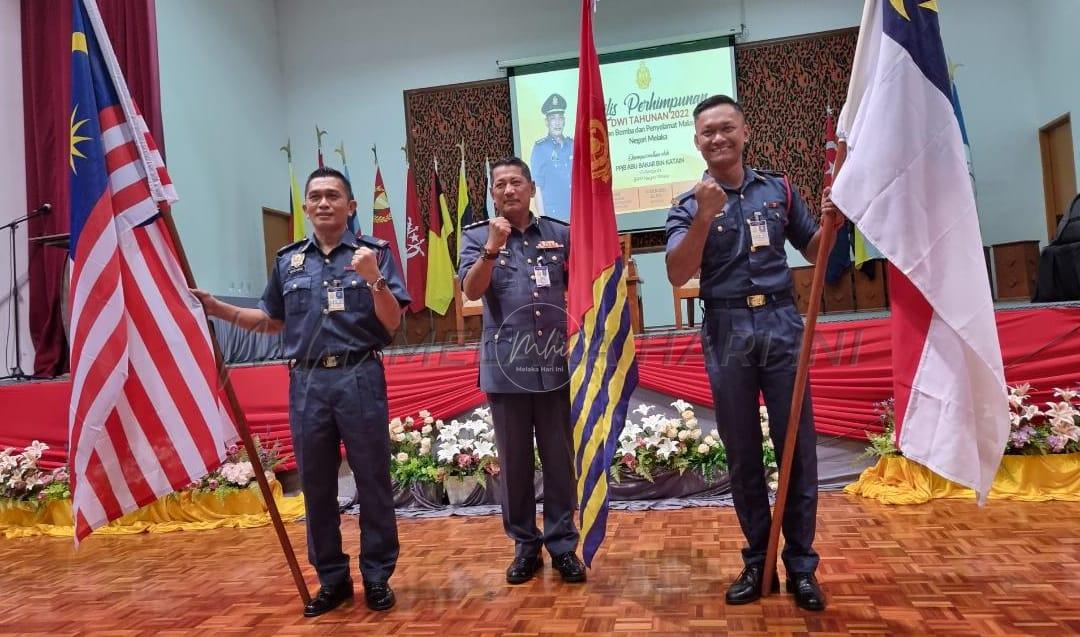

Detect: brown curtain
21,0,164,377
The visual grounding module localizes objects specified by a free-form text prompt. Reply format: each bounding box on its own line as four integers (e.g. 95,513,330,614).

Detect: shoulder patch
275,238,306,256
358,234,389,249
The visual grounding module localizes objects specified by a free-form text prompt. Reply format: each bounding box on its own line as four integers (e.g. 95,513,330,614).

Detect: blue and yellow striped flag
567,0,638,567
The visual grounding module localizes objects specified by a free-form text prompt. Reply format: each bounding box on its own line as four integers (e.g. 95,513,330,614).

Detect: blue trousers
289,357,399,586
489,388,580,559
701,301,819,574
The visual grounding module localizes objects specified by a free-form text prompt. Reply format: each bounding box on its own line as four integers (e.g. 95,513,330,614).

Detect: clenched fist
693,179,729,224
352,247,380,281
485,216,512,253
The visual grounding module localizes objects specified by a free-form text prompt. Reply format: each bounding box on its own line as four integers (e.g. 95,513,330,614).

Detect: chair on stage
672,275,701,329
453,275,484,345
1033,193,1080,302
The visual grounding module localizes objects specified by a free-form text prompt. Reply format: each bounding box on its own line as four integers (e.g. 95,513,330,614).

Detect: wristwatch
480,249,500,261
367,276,388,292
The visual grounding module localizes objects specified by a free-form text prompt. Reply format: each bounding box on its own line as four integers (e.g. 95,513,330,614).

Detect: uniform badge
290,253,305,269
537,240,564,249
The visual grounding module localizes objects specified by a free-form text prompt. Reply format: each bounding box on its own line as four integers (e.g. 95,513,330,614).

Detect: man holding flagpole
666,94,843,611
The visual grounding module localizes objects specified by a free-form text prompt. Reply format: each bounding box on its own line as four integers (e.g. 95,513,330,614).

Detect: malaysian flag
68,0,237,542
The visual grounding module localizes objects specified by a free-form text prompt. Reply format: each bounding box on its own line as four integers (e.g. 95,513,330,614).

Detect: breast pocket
283,276,311,315
343,276,374,314
704,222,740,265
766,209,787,251
492,259,518,291
540,250,567,286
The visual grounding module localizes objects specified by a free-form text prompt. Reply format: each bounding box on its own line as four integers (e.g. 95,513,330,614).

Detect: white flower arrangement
0,441,69,504
435,407,499,478
388,412,443,486
613,400,726,482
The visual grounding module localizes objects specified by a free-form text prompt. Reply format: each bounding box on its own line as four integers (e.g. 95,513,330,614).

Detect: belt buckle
747,294,766,308
323,354,338,368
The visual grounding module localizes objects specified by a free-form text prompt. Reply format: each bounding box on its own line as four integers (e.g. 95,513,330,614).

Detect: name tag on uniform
749,212,770,250
327,285,345,312
534,265,551,288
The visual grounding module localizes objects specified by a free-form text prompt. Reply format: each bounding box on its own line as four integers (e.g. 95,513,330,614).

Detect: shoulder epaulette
539,216,569,227
753,167,786,179
463,219,490,230
671,187,696,207
358,234,390,249
276,238,306,255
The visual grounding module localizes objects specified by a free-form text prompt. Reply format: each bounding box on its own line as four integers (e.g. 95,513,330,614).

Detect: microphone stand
0,206,51,382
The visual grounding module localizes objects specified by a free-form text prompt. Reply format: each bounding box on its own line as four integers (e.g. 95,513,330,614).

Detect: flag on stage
454,152,473,266
403,164,427,313
425,165,454,315
831,0,1008,503
484,157,496,219
67,0,237,542
372,163,404,273
280,140,306,241
567,0,638,567
315,125,326,168
949,64,977,199
335,141,360,235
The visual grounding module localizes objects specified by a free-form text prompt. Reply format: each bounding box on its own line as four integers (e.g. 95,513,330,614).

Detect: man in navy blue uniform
530,93,573,222
193,167,408,617
666,95,843,611
458,156,586,585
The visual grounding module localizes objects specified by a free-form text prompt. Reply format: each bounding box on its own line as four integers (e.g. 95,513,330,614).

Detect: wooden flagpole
160,209,312,605
761,141,847,595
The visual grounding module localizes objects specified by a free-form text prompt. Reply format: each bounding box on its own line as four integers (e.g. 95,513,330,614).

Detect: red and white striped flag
68,0,237,542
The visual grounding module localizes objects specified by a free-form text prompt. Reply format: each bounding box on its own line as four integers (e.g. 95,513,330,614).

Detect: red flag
823,110,837,189
372,165,404,273
68,0,236,542
567,0,638,566
403,165,427,313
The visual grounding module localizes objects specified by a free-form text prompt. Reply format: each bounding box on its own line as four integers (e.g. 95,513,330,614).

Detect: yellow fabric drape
845,453,1080,505
0,481,305,539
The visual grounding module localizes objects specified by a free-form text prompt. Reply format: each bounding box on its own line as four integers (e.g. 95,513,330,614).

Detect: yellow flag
425,169,454,315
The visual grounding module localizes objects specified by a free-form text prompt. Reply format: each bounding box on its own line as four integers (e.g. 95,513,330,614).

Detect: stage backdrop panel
5,306,1076,473
402,78,513,345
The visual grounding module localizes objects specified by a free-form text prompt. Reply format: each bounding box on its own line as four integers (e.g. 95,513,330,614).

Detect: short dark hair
305,166,354,201
489,156,533,183
693,94,744,120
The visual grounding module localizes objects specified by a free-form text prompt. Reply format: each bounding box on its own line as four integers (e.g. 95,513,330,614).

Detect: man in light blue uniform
530,93,573,222
666,95,843,612
458,156,586,585
193,167,409,617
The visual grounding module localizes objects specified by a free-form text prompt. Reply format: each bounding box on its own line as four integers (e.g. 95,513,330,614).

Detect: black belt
704,291,793,310
289,350,376,369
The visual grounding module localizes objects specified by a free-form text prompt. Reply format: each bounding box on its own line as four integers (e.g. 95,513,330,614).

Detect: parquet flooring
1,493,1079,635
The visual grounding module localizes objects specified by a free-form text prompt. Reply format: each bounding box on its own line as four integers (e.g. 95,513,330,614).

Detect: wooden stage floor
2,493,1079,636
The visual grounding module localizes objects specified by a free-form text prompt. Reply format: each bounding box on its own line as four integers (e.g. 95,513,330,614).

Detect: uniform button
524,241,530,246
322,281,328,287
537,329,543,336
534,310,541,317
499,259,506,266
740,194,745,199
533,291,539,298
551,256,558,262
527,258,533,264
717,224,724,233
322,308,329,315
324,258,330,264
291,283,298,289
351,280,358,286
